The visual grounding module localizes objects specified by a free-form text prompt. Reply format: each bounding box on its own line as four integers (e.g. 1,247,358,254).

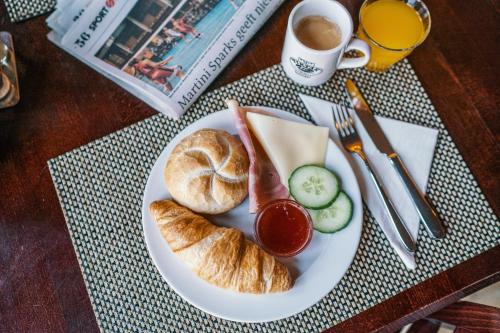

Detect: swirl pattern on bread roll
164,129,249,214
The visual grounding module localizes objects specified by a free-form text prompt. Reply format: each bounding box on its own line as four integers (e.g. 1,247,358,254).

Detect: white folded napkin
300,94,439,269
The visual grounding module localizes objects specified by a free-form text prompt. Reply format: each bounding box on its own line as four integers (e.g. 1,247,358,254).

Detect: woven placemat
3,0,55,22
48,59,499,332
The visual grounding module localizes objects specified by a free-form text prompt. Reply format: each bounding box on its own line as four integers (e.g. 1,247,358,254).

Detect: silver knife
345,79,446,239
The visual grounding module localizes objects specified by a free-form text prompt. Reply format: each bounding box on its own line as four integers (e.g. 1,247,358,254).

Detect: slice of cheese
246,112,329,188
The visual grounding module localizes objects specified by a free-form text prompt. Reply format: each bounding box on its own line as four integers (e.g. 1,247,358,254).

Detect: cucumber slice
289,165,340,209
309,192,353,233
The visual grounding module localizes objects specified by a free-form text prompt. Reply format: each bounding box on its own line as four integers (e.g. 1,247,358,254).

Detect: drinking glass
0,32,20,108
0,40,10,66
357,0,431,72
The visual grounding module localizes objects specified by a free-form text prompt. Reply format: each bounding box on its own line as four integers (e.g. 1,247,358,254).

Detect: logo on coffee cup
290,57,323,78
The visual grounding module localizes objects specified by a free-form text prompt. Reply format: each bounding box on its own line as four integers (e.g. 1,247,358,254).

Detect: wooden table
0,0,498,332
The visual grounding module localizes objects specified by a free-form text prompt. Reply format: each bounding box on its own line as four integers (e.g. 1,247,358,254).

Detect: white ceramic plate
142,107,362,323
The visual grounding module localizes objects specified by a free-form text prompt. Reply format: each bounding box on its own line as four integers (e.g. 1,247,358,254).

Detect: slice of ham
226,100,289,213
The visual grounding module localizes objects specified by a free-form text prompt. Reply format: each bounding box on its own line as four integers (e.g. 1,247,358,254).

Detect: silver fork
332,104,416,253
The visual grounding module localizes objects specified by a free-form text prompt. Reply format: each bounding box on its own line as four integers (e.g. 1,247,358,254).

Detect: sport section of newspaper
47,0,284,118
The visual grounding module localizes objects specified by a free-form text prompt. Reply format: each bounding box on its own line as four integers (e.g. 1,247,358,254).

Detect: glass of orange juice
357,0,431,72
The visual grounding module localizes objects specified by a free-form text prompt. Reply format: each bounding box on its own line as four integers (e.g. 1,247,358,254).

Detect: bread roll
164,129,249,214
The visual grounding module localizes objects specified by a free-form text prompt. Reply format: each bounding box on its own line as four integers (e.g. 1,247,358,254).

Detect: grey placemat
48,60,499,332
3,0,55,22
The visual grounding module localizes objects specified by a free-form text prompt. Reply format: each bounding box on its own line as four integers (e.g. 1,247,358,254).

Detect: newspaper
47,0,284,118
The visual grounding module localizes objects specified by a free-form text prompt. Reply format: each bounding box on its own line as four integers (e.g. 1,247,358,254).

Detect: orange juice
358,0,430,71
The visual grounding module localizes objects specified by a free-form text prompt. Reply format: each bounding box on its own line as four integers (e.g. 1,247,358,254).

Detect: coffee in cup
294,15,342,51
281,0,371,86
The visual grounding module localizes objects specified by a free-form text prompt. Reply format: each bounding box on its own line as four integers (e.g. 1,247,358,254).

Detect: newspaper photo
47,0,284,118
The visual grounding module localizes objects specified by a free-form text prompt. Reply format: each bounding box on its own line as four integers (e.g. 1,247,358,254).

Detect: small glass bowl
254,199,313,257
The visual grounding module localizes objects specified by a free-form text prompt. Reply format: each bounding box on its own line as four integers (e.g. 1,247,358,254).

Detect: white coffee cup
281,0,370,86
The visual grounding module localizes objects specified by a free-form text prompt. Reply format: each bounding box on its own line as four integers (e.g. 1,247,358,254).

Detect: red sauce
255,199,312,257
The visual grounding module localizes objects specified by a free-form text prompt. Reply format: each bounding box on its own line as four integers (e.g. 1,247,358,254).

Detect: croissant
149,200,292,293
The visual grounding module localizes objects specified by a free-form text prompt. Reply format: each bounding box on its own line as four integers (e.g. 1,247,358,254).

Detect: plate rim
141,107,362,323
